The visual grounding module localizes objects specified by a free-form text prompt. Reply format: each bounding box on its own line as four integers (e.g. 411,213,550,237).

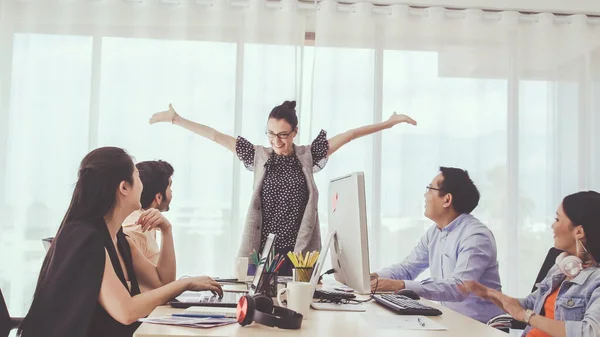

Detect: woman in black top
150,101,416,275
18,147,223,337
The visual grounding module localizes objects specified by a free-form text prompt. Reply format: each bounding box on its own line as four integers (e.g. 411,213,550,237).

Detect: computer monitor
327,172,371,294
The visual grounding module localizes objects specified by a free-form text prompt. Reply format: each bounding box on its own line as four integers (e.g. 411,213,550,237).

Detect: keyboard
313,290,356,300
373,294,442,316
169,291,244,308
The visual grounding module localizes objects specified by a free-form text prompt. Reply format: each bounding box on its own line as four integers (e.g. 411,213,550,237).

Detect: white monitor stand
310,231,366,312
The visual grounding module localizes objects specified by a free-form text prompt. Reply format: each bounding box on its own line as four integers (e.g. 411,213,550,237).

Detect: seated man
123,160,174,265
371,167,504,323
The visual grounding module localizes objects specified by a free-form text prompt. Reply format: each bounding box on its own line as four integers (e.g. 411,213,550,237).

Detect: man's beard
159,198,170,212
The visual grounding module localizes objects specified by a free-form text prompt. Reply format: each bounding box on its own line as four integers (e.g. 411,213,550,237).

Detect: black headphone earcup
237,293,303,330
253,294,274,313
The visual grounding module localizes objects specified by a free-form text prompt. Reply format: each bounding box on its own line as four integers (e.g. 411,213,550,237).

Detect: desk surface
134,288,507,337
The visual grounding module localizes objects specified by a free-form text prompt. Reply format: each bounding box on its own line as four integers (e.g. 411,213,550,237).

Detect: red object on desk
273,259,285,273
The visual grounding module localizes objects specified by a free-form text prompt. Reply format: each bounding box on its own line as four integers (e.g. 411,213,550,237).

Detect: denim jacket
518,265,600,337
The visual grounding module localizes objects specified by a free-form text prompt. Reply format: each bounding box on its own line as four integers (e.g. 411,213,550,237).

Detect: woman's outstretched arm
150,104,236,153
327,112,416,157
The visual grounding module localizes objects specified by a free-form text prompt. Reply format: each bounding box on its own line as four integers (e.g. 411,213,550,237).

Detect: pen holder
258,272,278,297
292,267,314,283
247,263,257,277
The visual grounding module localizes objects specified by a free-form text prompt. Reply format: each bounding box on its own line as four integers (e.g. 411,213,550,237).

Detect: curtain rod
291,0,600,17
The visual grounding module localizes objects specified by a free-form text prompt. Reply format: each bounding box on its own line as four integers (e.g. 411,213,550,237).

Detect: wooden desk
134,294,508,337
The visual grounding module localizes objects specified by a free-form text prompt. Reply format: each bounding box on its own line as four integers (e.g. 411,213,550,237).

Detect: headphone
555,239,593,278
556,252,583,278
236,293,303,330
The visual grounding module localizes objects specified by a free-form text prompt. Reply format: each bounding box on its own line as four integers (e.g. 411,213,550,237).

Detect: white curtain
0,0,306,316
1,0,599,318
310,2,600,297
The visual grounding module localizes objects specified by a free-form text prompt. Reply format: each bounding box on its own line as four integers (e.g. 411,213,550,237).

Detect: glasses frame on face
425,185,443,194
265,129,294,140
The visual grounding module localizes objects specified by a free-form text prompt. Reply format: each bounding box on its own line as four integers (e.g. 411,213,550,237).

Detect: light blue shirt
377,213,504,323
519,265,600,337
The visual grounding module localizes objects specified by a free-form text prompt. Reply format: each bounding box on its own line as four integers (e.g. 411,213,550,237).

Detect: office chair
1,288,22,337
488,247,563,333
42,237,54,252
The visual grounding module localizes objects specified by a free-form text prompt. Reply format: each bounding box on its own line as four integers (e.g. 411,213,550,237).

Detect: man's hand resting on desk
370,277,405,293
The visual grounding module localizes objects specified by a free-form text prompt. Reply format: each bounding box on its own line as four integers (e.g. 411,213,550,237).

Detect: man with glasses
371,167,503,323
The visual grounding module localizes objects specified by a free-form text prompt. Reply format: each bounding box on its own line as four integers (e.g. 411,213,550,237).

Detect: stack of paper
182,306,237,318
138,316,237,329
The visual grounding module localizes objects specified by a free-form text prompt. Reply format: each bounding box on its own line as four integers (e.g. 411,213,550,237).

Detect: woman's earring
579,239,590,263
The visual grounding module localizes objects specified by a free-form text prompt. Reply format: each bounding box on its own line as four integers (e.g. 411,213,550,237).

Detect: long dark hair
562,191,600,262
18,147,135,335
60,147,135,226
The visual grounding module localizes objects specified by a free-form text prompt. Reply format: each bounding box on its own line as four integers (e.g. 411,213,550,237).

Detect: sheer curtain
1,0,599,319
0,0,305,316
310,2,600,297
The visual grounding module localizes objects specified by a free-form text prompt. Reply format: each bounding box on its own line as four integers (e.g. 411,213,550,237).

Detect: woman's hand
150,103,178,124
185,276,223,297
500,296,527,322
387,112,417,126
460,280,526,321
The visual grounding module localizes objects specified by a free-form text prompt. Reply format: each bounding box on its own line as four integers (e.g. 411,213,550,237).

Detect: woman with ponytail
150,101,416,275
460,191,600,337
19,147,222,337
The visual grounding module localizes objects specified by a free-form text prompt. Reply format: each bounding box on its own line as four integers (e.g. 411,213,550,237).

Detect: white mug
276,282,313,319
234,257,249,282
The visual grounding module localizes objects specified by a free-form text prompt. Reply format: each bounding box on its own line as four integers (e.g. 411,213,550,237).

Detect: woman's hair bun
282,100,296,110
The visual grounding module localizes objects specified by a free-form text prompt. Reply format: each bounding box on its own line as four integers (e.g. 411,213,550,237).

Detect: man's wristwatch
524,309,536,325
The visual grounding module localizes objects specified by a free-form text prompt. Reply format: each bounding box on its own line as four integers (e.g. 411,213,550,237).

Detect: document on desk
138,316,237,329
361,314,447,330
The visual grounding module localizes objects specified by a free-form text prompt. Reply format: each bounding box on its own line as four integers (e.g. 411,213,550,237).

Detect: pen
417,318,426,327
273,258,285,273
172,313,227,318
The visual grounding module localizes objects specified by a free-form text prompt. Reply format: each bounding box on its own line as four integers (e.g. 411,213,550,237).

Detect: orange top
526,287,559,337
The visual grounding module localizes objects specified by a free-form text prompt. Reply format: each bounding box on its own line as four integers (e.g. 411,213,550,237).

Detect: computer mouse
397,289,420,300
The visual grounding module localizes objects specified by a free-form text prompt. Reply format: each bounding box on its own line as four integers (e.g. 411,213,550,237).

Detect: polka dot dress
236,130,329,275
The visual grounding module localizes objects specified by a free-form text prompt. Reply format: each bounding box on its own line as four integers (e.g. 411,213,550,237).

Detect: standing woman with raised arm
150,101,416,275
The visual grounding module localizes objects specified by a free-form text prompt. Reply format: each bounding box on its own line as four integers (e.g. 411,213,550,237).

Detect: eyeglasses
266,130,294,139
425,185,442,193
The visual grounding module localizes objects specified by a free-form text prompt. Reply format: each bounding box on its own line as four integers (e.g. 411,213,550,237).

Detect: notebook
181,306,237,318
